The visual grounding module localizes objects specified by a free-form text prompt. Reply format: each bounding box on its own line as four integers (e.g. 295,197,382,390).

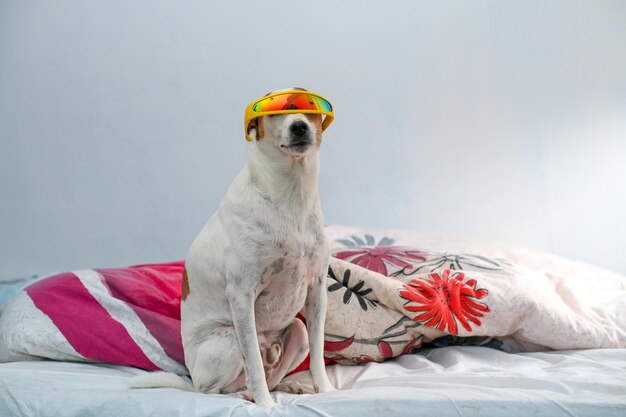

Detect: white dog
134,88,335,407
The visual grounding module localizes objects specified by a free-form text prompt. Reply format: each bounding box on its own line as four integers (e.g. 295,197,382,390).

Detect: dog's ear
247,117,265,141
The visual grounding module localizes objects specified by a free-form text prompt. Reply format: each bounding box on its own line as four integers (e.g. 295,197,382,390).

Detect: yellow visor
244,90,334,141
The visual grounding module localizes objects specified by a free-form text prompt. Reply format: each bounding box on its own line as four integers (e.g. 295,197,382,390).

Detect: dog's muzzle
287,121,312,150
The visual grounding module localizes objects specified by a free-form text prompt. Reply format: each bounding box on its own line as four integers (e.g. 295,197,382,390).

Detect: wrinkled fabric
1,347,626,417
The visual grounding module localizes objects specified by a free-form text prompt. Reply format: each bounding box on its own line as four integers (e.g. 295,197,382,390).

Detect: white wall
1,0,625,278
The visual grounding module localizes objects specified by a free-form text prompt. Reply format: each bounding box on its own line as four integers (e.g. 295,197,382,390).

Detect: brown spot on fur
305,114,323,146
182,268,190,301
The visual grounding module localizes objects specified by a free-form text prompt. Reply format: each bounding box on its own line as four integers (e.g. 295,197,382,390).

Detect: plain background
1,0,625,278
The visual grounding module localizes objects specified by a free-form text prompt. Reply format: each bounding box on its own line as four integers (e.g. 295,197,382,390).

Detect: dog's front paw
240,390,279,408
314,382,337,393
255,395,279,409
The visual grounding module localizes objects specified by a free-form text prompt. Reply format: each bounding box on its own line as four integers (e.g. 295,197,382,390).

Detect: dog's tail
128,371,195,392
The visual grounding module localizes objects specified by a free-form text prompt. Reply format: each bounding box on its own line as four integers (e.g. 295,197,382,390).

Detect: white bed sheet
1,346,625,417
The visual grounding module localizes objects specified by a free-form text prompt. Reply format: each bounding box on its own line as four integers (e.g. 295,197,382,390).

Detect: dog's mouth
281,140,311,149
280,140,312,153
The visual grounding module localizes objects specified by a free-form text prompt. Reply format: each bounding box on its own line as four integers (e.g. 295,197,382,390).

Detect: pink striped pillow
1,262,187,373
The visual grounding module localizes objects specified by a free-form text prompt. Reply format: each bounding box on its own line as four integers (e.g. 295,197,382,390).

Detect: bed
1,225,625,417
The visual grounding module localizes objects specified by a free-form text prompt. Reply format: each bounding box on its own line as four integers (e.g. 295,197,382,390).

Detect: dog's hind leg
187,326,245,394
227,292,278,408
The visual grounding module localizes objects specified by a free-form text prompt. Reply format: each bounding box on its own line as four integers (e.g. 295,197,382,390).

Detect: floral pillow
320,233,508,364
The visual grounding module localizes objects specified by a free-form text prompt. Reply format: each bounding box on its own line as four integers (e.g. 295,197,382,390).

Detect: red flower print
377,341,393,359
327,354,379,364
400,337,422,355
334,246,428,276
399,269,490,335
324,335,355,352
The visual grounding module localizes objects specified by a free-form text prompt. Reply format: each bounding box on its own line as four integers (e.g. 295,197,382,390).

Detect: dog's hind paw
275,380,316,394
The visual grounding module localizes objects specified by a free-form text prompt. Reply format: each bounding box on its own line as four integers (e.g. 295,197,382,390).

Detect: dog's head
247,88,323,158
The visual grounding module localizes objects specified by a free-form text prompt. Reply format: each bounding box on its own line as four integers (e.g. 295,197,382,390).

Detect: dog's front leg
227,290,277,408
305,272,336,393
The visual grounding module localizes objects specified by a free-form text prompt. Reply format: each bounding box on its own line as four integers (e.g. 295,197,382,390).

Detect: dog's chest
254,235,326,331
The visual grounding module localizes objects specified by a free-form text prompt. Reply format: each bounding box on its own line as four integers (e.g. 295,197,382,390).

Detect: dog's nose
290,121,308,138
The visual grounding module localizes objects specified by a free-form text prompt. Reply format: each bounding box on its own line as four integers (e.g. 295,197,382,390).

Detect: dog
141,88,335,408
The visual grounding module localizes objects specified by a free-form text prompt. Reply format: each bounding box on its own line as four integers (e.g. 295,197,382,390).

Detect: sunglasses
244,90,334,141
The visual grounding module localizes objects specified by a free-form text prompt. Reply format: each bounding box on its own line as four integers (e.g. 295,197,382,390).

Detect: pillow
1,224,625,373
0,274,53,315
0,262,187,374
